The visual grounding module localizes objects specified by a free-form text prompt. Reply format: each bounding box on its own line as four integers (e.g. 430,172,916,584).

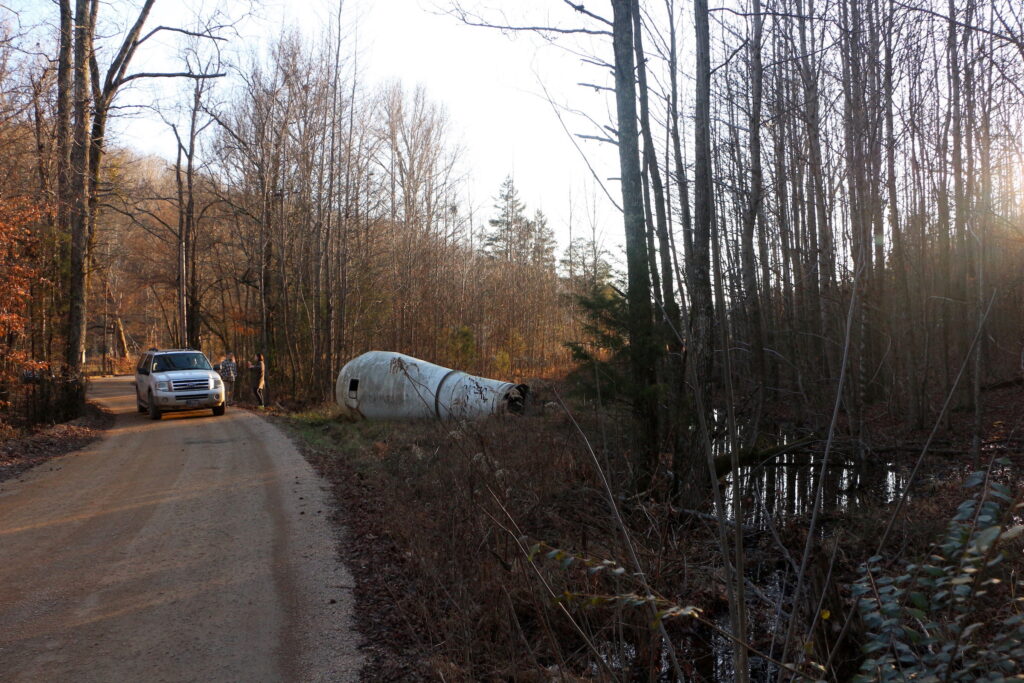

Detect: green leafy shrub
852,460,1024,682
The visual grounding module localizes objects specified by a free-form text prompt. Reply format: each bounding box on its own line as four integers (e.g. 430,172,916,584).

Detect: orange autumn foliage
0,197,44,366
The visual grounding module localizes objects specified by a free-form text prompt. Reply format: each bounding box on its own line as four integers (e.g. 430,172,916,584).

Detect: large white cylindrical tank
336,351,528,420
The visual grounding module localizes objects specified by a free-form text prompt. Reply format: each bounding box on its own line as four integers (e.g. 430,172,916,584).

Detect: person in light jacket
250,353,266,408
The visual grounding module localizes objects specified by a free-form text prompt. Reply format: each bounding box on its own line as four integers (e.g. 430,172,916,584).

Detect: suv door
135,353,151,400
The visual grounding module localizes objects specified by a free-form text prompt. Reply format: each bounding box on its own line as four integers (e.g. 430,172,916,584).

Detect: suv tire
212,404,225,416
148,391,162,420
136,389,145,413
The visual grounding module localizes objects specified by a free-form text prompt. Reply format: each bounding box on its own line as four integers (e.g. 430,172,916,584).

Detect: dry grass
282,395,1024,681
284,401,733,679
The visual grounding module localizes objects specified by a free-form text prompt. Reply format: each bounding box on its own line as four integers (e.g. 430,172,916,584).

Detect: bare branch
536,79,622,212
576,81,614,92
103,0,157,99
119,71,226,85
560,0,612,27
710,37,749,76
709,6,830,22
448,6,611,37
575,133,617,144
136,25,230,47
891,1,1024,48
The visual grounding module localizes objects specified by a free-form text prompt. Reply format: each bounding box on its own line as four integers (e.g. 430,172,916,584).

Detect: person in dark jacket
220,353,238,404
250,353,266,408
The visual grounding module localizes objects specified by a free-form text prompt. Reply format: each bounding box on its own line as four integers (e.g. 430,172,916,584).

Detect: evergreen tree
483,177,558,271
560,237,614,289
527,209,557,270
482,175,528,261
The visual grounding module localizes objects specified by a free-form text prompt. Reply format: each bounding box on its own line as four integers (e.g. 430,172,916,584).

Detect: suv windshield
153,353,212,372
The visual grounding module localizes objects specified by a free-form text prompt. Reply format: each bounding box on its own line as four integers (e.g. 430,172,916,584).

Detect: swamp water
606,446,913,681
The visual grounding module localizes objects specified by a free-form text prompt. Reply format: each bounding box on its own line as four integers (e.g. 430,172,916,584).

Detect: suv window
137,353,151,375
152,352,213,372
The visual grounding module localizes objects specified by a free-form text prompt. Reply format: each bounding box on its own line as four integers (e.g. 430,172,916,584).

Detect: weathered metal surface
336,351,528,420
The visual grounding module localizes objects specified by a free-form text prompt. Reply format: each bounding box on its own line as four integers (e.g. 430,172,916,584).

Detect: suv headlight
157,381,170,392
212,377,223,389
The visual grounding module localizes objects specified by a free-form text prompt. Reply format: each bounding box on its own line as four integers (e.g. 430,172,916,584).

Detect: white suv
135,349,225,419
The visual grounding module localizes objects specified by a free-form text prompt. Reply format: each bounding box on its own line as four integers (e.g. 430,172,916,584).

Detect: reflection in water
690,435,908,681
722,444,908,529
592,431,916,681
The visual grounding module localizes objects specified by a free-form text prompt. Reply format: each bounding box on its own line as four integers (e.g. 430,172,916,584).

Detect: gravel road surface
0,376,362,682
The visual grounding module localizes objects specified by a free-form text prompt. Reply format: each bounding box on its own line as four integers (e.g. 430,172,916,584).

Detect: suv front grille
172,379,209,391
175,393,209,401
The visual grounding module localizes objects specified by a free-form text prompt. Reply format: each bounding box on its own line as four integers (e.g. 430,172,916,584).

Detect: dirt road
0,377,362,682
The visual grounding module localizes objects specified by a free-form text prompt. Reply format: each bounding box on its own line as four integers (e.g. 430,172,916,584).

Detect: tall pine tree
527,209,557,270
482,177,557,271
482,176,528,261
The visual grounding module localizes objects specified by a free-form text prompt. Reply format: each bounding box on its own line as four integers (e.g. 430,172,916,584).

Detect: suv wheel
148,391,162,420
136,388,145,413
212,404,225,417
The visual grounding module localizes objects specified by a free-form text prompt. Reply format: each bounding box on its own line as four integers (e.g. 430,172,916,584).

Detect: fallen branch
981,376,1024,391
713,434,818,478
870,444,966,456
674,507,757,533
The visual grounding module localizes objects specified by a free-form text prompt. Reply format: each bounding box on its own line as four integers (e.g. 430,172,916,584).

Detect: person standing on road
220,353,238,404
250,353,266,408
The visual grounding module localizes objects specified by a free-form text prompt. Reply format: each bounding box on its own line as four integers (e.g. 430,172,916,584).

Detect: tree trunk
66,0,93,373
691,0,716,396
611,0,658,469
55,0,73,268
741,0,766,398
631,2,680,336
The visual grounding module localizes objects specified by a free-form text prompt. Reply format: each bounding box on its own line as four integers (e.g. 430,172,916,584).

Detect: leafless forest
2,0,1024,680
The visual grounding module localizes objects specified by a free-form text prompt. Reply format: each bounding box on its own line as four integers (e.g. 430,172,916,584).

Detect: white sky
353,0,620,249
75,0,625,256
